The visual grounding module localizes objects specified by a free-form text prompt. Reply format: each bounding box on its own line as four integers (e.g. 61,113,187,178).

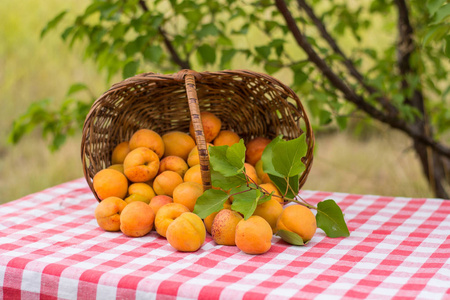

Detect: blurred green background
0,0,432,204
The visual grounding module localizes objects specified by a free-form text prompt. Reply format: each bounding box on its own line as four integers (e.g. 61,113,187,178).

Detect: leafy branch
193,136,350,240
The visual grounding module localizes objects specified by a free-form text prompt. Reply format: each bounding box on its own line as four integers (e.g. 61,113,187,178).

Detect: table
0,178,449,299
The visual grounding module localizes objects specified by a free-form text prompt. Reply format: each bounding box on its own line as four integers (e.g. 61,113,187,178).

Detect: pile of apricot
93,112,316,254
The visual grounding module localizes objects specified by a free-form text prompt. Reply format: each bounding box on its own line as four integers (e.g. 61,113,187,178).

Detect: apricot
187,143,212,167
260,182,283,204
211,209,243,246
189,111,222,143
166,212,206,252
276,204,317,242
159,156,189,178
93,168,128,200
162,131,196,161
253,198,283,233
235,216,272,255
255,160,271,184
149,195,173,215
120,201,155,237
204,211,219,234
184,164,203,185
244,163,258,184
154,203,190,237
172,181,203,211
125,183,155,204
94,196,127,231
153,171,184,197
245,137,271,166
107,164,124,174
213,130,240,147
111,141,130,165
123,147,160,183
129,129,165,158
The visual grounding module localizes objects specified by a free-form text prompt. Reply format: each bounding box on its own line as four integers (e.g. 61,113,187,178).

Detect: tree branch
138,0,191,70
297,0,398,117
274,0,450,159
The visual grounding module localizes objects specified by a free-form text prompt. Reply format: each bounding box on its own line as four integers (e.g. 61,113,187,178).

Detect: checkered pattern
1,178,449,299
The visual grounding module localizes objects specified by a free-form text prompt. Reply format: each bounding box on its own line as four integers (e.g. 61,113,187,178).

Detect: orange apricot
93,168,128,200
154,203,190,237
129,129,165,158
253,198,283,233
159,156,189,178
235,216,272,255
162,131,196,161
149,195,173,215
123,147,160,183
189,111,222,143
211,209,243,246
255,159,271,184
184,164,203,185
125,183,155,204
153,171,184,197
172,181,203,212
119,201,155,237
111,141,130,165
276,204,317,242
260,182,283,204
166,212,206,252
213,130,240,147
245,137,271,166
204,211,219,234
244,163,258,184
94,196,127,232
107,164,125,174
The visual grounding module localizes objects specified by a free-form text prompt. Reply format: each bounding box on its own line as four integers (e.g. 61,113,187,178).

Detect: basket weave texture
81,69,315,201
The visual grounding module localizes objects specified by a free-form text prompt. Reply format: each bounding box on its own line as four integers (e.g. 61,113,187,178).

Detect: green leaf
316,199,350,238
293,70,308,87
432,3,450,24
269,174,299,199
427,0,446,17
41,11,67,38
197,44,216,65
123,60,139,79
209,142,245,177
272,135,307,177
231,188,261,219
261,135,284,177
197,23,219,38
193,189,229,219
220,49,236,69
67,83,88,96
143,45,163,63
255,46,271,58
226,139,246,170
211,169,247,190
276,229,305,245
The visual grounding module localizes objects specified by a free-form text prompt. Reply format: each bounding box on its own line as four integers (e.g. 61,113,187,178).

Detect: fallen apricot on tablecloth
94,196,127,232
154,203,190,238
120,201,155,237
235,216,272,255
166,212,206,252
276,204,316,243
211,209,243,246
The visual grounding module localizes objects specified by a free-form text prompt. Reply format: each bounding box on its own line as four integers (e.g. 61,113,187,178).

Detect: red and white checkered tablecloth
0,178,449,299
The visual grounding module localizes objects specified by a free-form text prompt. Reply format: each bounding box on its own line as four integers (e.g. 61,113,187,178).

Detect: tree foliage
8,0,450,197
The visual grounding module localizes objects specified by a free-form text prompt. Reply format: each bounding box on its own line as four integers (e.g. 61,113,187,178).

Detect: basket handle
183,71,212,191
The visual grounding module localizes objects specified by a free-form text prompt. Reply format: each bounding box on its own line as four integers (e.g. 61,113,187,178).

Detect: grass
0,0,434,204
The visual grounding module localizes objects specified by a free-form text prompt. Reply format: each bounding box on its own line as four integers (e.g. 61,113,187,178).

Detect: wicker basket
81,69,315,202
